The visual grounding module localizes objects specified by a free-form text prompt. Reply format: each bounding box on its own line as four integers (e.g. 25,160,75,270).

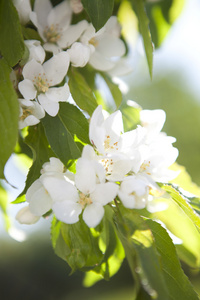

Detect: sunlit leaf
163,184,200,234
146,219,199,300
0,0,25,66
0,58,19,179
132,0,153,78
0,182,11,230
81,0,114,31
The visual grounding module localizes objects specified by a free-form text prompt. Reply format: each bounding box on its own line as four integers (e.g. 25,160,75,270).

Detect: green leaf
0,182,11,230
14,124,54,201
21,27,42,42
59,103,90,144
163,184,200,234
81,0,114,31
0,0,25,66
146,219,199,300
114,207,169,299
120,100,141,132
41,106,83,165
68,68,98,116
51,216,103,273
132,0,153,79
0,58,19,179
100,73,122,109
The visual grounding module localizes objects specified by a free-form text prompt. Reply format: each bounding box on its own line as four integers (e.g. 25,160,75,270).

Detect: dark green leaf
68,68,98,116
14,124,54,201
0,59,19,178
163,184,200,234
132,0,153,79
81,0,114,31
59,103,90,144
22,27,42,42
100,73,122,109
0,0,25,66
146,219,199,300
42,108,82,165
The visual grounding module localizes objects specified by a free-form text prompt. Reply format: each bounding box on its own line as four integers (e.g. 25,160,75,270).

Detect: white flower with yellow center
18,51,70,116
30,0,88,54
42,157,119,228
79,16,126,71
18,98,45,129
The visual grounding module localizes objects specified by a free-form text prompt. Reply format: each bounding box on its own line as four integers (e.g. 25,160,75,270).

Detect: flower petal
26,179,53,216
16,205,40,224
53,200,82,224
25,40,45,64
89,51,115,71
68,42,91,67
83,202,104,228
45,83,70,102
96,35,125,58
43,51,70,85
38,94,59,116
18,79,37,100
33,0,52,29
47,1,72,30
91,182,118,205
22,59,44,81
58,20,88,48
40,174,79,203
75,158,96,194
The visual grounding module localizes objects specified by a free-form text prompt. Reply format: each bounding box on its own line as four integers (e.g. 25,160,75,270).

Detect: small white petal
38,94,59,116
18,79,37,100
43,51,70,86
53,201,82,224
22,59,44,81
47,1,72,30
90,182,118,205
89,51,115,71
41,174,79,203
16,206,40,224
33,0,52,29
43,43,61,54
68,42,91,67
96,35,125,58
46,83,70,102
58,20,88,48
26,179,53,216
104,110,124,143
75,159,96,194
14,0,32,24
83,203,104,228
41,157,64,174
25,40,45,64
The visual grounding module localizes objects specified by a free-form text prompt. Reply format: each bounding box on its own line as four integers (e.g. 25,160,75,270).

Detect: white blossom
25,40,46,64
42,157,119,227
30,0,88,54
18,51,70,116
80,16,126,72
18,98,45,129
13,0,31,24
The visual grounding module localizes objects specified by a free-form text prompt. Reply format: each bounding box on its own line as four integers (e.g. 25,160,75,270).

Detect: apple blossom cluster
14,0,128,129
16,105,179,228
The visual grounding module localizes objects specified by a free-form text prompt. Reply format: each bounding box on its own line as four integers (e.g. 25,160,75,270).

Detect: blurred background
1,0,200,299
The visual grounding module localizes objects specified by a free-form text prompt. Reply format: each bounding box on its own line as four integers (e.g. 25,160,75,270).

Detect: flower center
33,73,50,94
44,24,61,43
140,161,151,175
20,108,32,121
89,37,98,47
104,135,119,151
78,192,93,208
101,157,113,175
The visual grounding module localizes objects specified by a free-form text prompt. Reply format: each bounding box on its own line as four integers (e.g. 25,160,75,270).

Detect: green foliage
132,0,153,79
0,182,11,230
13,124,54,203
0,0,24,66
68,68,98,116
82,0,114,31
0,59,19,179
